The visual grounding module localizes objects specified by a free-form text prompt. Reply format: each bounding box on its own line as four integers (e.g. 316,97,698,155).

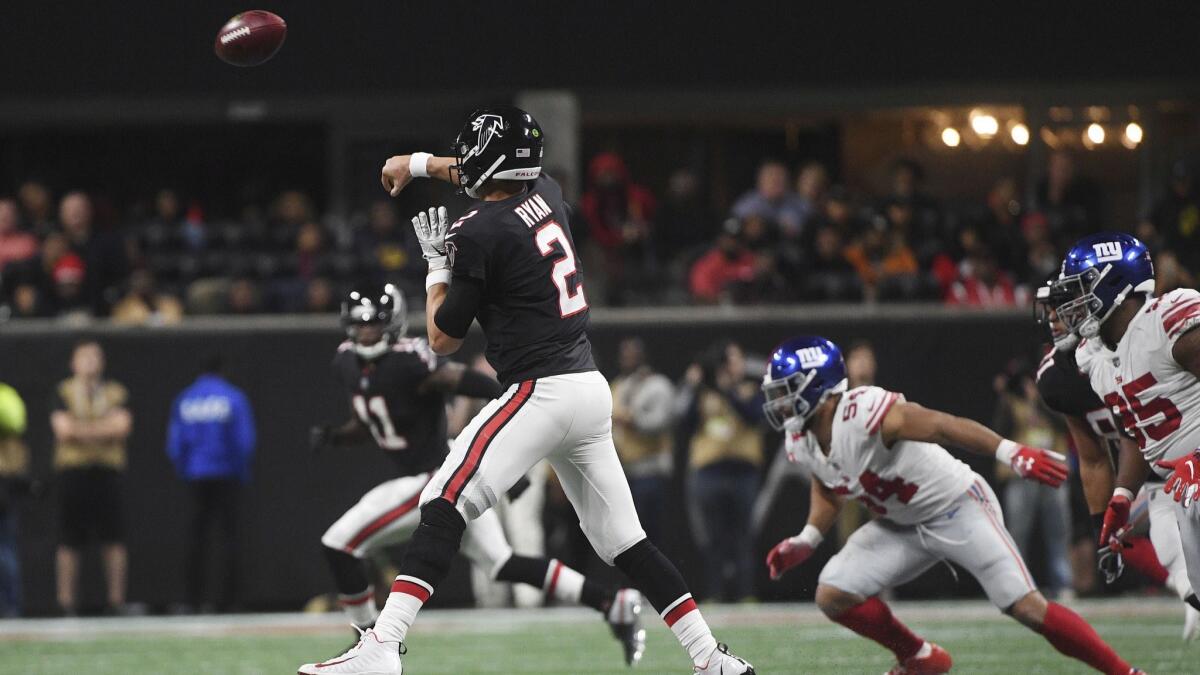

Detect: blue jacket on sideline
166,374,256,483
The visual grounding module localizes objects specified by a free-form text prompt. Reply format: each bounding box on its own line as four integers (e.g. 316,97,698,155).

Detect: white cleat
694,643,755,674
606,588,647,666
1184,604,1200,642
297,628,404,674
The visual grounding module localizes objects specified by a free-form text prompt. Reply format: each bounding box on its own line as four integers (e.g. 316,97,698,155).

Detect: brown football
214,10,287,67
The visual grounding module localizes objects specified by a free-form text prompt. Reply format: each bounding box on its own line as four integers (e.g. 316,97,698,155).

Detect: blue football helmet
1049,232,1155,340
761,336,848,431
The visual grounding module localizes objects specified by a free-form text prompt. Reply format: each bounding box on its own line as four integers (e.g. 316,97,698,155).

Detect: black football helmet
452,105,543,198
340,283,407,359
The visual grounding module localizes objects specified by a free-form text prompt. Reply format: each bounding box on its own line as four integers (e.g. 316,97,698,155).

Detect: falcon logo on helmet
451,105,544,198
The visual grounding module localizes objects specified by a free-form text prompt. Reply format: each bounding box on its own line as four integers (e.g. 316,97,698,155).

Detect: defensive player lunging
1034,283,1199,639
1045,232,1200,604
762,336,1141,675
308,283,644,665
299,106,753,674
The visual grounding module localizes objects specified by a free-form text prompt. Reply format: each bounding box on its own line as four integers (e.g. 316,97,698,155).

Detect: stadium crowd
1,152,1199,321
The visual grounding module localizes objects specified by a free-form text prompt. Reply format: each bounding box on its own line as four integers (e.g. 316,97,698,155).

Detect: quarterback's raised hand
766,526,822,580
381,155,415,196
1159,451,1200,508
996,440,1068,487
412,206,450,270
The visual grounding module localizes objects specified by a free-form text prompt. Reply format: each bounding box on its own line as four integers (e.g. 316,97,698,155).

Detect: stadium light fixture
1124,122,1143,146
970,113,998,139
941,127,961,147
1086,123,1105,145
1010,123,1030,146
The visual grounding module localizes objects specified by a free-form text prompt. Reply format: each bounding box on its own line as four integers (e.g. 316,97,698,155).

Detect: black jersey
445,174,596,388
332,337,449,476
1036,347,1120,441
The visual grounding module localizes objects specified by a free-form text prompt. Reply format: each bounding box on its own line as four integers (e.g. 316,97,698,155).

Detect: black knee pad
400,499,467,587
323,545,370,596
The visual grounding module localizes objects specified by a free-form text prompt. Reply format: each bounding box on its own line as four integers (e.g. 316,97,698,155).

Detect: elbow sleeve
434,277,484,339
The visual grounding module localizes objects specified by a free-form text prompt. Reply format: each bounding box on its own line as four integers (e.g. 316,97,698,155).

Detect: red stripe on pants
442,381,535,504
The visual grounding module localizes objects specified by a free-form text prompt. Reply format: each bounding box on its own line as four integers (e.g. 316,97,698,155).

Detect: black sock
496,554,616,614
613,538,690,614
581,577,614,614
323,545,370,596
1187,594,1200,612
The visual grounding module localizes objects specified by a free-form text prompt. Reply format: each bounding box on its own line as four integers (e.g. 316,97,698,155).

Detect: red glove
766,527,821,580
1098,490,1133,548
1158,451,1200,508
997,440,1069,487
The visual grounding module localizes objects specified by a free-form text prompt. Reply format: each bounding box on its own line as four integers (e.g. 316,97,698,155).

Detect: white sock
544,559,584,605
913,642,932,659
662,594,718,666
338,586,378,628
1167,570,1192,601
373,576,432,643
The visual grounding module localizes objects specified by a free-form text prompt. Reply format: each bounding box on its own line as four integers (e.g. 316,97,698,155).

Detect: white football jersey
785,386,977,525
1077,288,1200,466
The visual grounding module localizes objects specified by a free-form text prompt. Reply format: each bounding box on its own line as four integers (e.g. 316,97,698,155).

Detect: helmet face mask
341,283,407,360
1051,232,1156,342
761,336,848,432
1033,282,1080,351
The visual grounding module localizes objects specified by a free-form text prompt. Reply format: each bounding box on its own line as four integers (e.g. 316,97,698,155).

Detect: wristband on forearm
794,524,823,548
995,439,1019,465
409,152,432,178
1113,487,1134,501
425,268,452,291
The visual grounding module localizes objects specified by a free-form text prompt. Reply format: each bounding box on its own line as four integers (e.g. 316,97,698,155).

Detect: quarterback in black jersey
1035,285,1199,635
300,107,753,675
307,283,646,661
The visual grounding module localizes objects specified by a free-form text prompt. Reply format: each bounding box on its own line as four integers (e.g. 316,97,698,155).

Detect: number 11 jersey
444,174,596,389
1077,288,1200,467
332,337,449,477
785,386,976,525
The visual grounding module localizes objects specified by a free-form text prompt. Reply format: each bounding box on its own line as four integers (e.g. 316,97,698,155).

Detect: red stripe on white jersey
1164,301,1200,333
868,392,900,434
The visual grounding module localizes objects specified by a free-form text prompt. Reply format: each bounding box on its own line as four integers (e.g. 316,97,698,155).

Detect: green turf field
0,600,1193,674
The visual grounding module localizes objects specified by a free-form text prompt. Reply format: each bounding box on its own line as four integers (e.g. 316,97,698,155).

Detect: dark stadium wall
0,313,1041,614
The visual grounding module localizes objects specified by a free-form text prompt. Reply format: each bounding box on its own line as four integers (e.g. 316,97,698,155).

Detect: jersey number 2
352,395,408,451
535,221,588,318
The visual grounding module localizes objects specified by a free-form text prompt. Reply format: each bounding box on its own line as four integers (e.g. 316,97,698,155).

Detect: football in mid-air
214,10,287,67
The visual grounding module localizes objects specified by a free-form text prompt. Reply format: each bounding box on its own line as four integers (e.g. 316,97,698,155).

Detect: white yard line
0,597,1181,642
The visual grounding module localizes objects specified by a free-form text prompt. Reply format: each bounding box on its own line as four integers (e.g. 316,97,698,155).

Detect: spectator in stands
798,223,861,301
688,218,758,304
295,221,328,281
51,252,91,319
731,161,808,237
945,247,1027,308
1154,249,1196,297
226,278,261,314
580,152,657,304
1145,160,1200,275
887,159,942,252
655,168,715,267
8,283,42,318
1035,151,1103,245
611,338,675,543
50,341,132,615
0,199,37,273
270,190,316,248
0,381,32,617
166,355,256,612
111,269,184,326
993,362,1072,598
59,191,127,316
355,199,422,292
843,218,920,301
17,180,55,237
795,161,829,226
976,177,1027,275
304,277,336,314
679,341,763,601
1020,212,1062,285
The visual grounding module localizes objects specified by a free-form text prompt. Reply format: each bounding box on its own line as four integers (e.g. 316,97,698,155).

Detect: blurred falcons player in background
1034,282,1199,638
300,107,752,674
307,283,645,665
1048,232,1200,608
762,336,1141,675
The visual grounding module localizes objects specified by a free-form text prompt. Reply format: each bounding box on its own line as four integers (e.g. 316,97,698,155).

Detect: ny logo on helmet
797,347,828,369
468,114,506,158
1093,241,1124,263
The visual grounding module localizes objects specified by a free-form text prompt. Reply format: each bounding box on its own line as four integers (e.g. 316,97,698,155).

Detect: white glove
412,206,450,271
